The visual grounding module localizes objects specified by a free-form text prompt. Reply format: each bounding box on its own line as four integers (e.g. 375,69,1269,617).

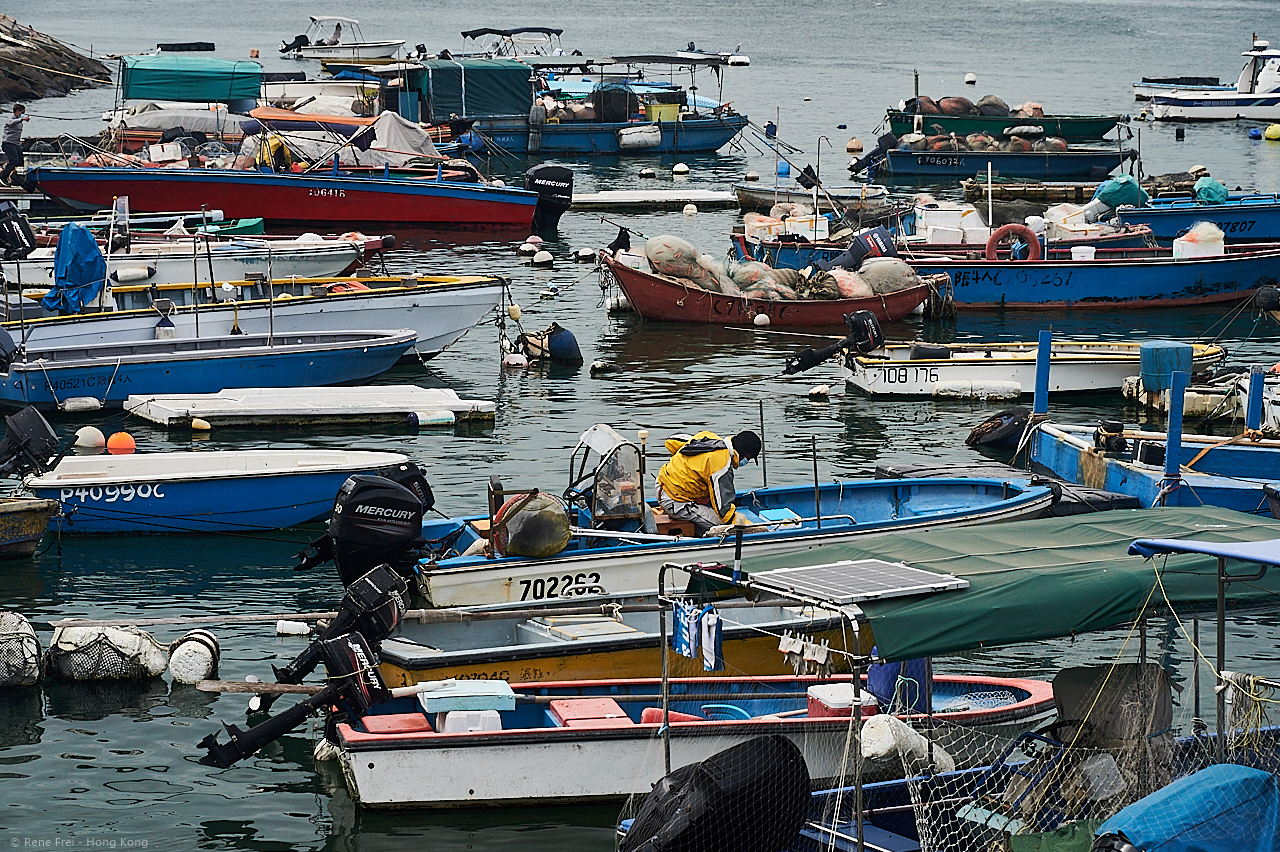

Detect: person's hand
22,115,29,122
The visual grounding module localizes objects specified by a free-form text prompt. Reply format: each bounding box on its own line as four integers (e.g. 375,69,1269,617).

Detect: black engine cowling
845,309,884,354
619,734,811,852
526,164,573,231
0,201,36,261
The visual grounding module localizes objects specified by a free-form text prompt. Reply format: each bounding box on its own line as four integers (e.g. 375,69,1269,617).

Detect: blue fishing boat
25,449,408,534
1117,193,1280,242
0,329,417,410
731,237,1280,309
866,148,1136,180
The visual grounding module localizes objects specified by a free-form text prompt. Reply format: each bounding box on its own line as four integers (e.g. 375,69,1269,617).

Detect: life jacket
656,431,740,523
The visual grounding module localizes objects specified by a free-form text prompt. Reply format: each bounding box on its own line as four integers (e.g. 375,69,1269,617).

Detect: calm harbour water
3,0,1280,847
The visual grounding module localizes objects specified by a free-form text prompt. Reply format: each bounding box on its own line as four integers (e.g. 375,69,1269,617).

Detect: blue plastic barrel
1140,340,1193,392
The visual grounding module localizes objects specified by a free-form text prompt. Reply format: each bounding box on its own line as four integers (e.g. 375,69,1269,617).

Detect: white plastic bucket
1071,245,1097,261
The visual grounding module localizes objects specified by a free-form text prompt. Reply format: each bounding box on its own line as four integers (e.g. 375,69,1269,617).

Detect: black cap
732,430,762,463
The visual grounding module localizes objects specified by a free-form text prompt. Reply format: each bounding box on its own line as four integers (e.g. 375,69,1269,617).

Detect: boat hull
27,167,538,228
886,111,1122,141
292,41,405,60
844,342,1226,398
418,478,1054,607
473,114,748,154
1031,423,1280,513
732,183,893,213
336,674,1055,809
0,330,415,410
603,253,928,327
28,450,405,534
877,149,1132,180
0,498,59,557
1151,92,1280,120
4,277,503,360
1117,196,1280,242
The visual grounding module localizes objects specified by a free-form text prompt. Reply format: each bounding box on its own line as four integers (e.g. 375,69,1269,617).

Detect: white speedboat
1151,38,1280,120
844,341,1227,399
282,17,405,61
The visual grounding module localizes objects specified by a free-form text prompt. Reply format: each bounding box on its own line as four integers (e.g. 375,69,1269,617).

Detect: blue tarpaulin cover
1194,176,1230,205
41,223,105,314
1096,764,1280,852
1129,536,1280,565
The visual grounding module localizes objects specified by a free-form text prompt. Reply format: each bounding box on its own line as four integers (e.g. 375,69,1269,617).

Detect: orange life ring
985,223,1042,261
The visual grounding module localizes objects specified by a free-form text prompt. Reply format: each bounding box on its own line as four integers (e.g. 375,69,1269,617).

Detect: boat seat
700,703,751,721
756,507,803,527
549,696,635,728
360,713,434,734
516,616,641,644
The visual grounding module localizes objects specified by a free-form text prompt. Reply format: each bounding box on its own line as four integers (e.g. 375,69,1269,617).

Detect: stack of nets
0,612,42,687
44,625,169,681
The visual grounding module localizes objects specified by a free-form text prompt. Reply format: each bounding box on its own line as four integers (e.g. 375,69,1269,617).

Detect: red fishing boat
601,251,931,327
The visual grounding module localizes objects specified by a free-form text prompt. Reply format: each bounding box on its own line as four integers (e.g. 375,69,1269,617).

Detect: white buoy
606,295,633,313
809,384,831,400
744,170,759,182
753,313,771,327
275,620,312,636
574,247,595,262
492,179,506,187
60,397,102,413
168,629,220,684
516,242,538,257
672,163,690,175
313,737,341,762
847,137,864,153
964,72,977,85
74,426,106,448
503,352,530,368
639,167,656,178
191,418,212,431
683,203,698,216
526,235,543,245
532,250,554,267
802,96,812,102
507,303,522,321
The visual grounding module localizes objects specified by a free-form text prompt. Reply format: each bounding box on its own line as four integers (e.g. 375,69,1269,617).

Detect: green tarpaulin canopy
121,55,262,103
740,507,1280,662
414,58,532,121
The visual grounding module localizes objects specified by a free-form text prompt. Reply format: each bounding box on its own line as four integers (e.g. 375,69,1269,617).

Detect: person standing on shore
1,104,30,185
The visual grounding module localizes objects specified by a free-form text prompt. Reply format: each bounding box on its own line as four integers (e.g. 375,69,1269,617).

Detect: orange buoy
106,432,136,455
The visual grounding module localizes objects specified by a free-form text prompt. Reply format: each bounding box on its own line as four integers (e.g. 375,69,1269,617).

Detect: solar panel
746,559,968,605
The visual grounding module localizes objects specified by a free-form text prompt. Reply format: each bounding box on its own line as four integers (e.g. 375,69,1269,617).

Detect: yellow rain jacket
656,431,740,524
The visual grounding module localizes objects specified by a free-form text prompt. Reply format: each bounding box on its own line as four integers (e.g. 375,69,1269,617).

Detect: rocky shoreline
0,15,110,103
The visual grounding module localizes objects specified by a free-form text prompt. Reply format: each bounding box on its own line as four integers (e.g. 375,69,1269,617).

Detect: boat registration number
59,484,165,503
917,154,962,167
875,366,939,384
518,571,604,601
1217,220,1255,233
308,188,346,198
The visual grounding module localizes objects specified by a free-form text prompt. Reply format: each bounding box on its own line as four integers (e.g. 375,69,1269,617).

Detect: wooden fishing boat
27,449,406,534
843,341,1226,399
3,274,504,361
26,166,549,229
0,329,417,411
885,110,1123,141
872,148,1136,180
600,252,929,327
334,673,1054,809
1117,193,1280,242
0,498,59,558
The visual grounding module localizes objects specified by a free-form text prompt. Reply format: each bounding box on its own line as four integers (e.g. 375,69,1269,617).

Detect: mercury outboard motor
0,405,60,477
619,735,810,852
0,202,36,261
251,564,407,715
526,164,573,231
197,630,389,768
296,462,432,587
279,34,310,54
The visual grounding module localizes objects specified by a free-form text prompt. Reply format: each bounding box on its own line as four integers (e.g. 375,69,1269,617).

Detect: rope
1184,428,1265,470
0,55,110,84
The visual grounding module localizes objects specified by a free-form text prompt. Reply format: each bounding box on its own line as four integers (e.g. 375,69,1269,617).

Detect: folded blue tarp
41,222,105,314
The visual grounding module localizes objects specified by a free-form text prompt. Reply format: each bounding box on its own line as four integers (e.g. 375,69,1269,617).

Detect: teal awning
121,55,262,103
740,507,1280,662
416,58,532,120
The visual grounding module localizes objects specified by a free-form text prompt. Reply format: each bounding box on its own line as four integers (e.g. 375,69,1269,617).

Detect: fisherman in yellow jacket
656,430,762,534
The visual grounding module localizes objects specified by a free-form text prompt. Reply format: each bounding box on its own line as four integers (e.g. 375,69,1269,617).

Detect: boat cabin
1235,39,1280,93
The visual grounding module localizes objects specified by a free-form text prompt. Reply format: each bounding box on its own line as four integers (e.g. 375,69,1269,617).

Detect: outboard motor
525,164,573,231
252,564,408,714
296,461,432,587
0,202,35,261
815,225,898,272
279,34,310,54
1094,419,1129,454
197,630,389,768
0,405,60,477
848,132,899,175
619,735,810,852
845,309,884,354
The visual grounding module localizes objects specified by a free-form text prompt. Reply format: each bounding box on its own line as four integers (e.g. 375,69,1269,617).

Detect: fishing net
44,625,169,681
0,611,41,687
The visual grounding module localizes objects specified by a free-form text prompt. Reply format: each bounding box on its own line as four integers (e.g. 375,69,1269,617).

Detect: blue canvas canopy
41,223,105,314
1129,537,1280,565
120,55,262,103
1095,764,1280,852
